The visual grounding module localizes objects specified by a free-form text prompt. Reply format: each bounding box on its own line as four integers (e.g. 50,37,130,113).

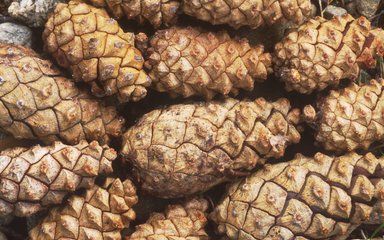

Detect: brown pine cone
0,140,116,217
88,0,180,28
303,79,384,152
211,152,384,240
121,97,301,198
182,0,312,29
29,178,138,240
274,14,384,94
145,26,272,99
0,44,124,145
43,1,151,103
127,198,209,239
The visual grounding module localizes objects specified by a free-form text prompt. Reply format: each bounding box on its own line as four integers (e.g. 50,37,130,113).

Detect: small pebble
356,0,381,18
345,1,359,17
0,22,32,47
324,5,347,19
8,0,66,28
0,231,6,240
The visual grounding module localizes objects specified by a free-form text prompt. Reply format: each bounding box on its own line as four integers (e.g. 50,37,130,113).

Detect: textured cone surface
43,1,151,103
0,44,125,145
128,198,209,239
88,0,180,28
274,14,384,94
121,97,301,198
182,0,312,29
146,26,272,99
304,79,384,152
0,140,116,217
0,44,125,144
29,178,138,240
212,152,384,240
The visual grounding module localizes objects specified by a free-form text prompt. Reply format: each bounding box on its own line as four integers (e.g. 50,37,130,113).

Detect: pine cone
121,97,301,198
146,26,272,99
0,140,116,217
303,79,384,152
43,1,151,103
211,152,384,240
182,0,312,29
88,0,180,28
274,14,384,94
29,178,138,240
127,198,209,239
0,44,124,144
0,44,124,145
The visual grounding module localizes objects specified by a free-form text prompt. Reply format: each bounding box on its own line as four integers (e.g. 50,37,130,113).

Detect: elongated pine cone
127,198,209,239
43,1,151,103
303,79,384,152
211,152,384,240
88,0,180,28
29,178,138,240
274,14,384,94
146,26,272,99
0,140,116,217
182,0,312,29
121,97,301,198
0,44,124,145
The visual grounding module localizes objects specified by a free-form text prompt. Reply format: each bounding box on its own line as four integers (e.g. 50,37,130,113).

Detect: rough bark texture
182,0,312,29
145,26,272,99
0,140,116,217
87,0,180,28
121,97,301,198
0,44,124,145
274,14,384,94
211,152,384,240
43,1,151,103
29,178,138,240
127,198,209,239
303,79,384,152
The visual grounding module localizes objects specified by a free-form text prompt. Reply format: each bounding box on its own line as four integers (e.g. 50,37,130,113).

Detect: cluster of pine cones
0,0,384,239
